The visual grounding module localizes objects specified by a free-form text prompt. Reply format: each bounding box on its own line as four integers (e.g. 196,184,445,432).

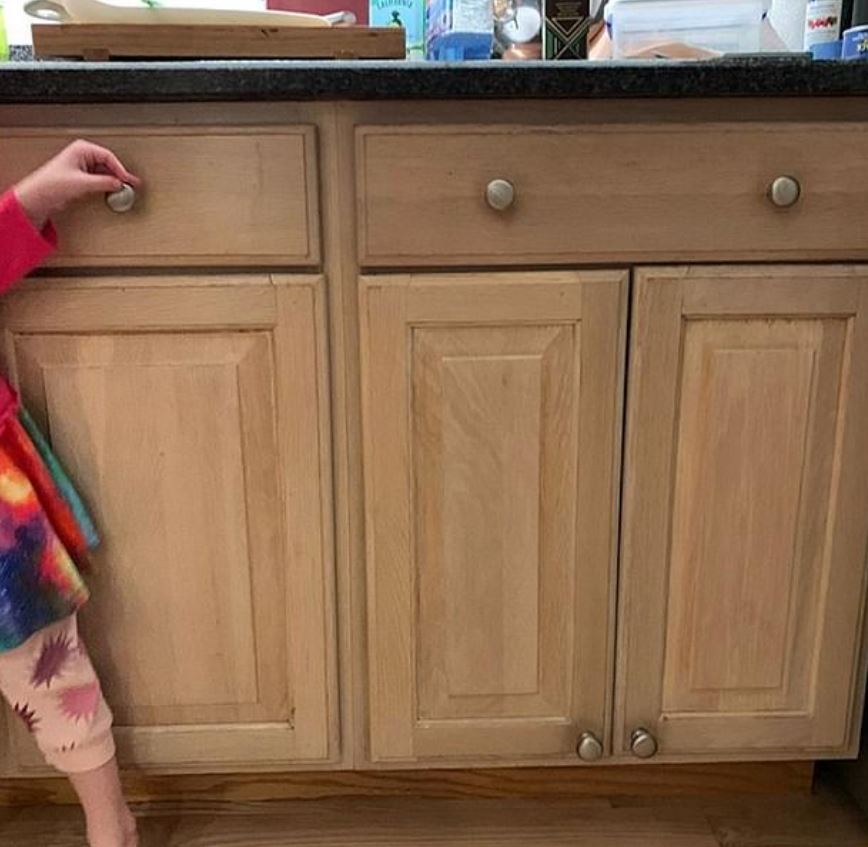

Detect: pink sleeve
0,190,57,294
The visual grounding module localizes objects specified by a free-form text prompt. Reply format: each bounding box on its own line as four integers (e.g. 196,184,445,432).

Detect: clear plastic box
606,0,766,58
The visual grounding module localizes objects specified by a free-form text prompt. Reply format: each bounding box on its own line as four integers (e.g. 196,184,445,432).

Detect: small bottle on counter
842,0,868,55
803,0,851,57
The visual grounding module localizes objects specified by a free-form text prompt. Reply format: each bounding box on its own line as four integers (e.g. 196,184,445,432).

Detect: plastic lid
609,0,765,30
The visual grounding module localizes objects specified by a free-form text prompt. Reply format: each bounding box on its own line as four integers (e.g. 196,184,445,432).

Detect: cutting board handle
25,0,71,22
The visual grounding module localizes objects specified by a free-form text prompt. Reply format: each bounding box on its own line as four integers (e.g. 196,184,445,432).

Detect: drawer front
0,129,319,267
357,124,868,266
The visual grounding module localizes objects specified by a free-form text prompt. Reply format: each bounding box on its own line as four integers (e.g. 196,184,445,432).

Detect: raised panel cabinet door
618,265,868,761
361,271,627,765
0,275,336,773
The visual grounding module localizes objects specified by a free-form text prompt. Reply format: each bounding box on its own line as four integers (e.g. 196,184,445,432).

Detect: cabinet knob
485,179,516,212
768,175,801,209
106,183,137,214
630,728,658,759
576,731,604,762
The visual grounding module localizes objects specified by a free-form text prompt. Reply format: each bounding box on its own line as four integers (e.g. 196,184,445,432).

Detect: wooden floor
0,781,865,846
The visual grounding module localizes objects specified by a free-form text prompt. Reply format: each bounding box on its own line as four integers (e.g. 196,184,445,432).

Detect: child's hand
14,140,141,230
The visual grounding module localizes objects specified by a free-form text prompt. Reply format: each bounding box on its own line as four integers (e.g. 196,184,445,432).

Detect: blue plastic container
842,22,868,55
426,0,493,59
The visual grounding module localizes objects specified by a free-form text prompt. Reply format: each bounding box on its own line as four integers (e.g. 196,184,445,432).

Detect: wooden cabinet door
0,275,336,773
361,271,626,765
618,266,868,761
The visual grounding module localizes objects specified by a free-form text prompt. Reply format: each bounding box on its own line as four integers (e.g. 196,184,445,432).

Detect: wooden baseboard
0,762,814,806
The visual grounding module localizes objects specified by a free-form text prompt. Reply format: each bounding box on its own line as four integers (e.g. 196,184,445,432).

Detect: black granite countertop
3,54,868,103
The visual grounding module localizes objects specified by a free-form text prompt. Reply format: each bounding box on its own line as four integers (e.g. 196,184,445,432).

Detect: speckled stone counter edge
8,46,34,62
2,56,868,103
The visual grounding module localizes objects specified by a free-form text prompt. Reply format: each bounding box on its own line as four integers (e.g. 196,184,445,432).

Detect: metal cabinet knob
630,728,658,759
576,731,604,762
105,183,137,214
768,175,801,209
485,178,516,212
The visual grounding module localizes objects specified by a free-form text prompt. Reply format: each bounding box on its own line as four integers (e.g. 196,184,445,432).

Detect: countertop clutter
4,0,868,100
2,0,868,102
4,55,868,102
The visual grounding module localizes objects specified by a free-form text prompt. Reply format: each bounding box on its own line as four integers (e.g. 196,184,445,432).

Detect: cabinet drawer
357,124,868,266
0,129,319,267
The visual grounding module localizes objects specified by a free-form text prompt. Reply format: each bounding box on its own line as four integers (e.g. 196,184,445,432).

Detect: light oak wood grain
7,99,868,135
0,275,336,774
360,271,626,765
315,105,368,771
356,124,868,267
617,265,868,761
0,128,320,267
1,102,867,780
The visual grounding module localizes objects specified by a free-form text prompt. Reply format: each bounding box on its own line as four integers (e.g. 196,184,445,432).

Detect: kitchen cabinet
617,266,868,761
0,274,337,773
360,271,626,764
1,102,868,787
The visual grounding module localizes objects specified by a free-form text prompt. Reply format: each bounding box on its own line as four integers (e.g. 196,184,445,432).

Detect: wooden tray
32,23,406,60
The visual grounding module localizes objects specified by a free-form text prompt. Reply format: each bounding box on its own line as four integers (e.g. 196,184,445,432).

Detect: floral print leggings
0,614,114,773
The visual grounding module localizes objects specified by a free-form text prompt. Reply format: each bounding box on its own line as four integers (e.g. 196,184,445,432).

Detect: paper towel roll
770,0,809,49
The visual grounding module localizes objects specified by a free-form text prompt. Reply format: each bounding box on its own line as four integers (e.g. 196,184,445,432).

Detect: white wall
6,0,33,44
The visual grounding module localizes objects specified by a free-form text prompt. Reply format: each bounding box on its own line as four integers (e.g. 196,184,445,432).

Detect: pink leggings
0,615,114,773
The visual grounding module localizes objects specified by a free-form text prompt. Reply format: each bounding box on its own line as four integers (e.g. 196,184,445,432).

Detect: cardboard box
370,0,424,58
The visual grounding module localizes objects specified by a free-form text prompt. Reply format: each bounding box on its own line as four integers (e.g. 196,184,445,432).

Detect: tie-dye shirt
0,190,95,651
0,417,91,651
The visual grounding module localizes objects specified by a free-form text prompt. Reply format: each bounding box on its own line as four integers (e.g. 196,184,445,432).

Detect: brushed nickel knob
106,183,137,214
630,728,658,759
576,731,604,762
485,178,516,212
768,175,801,209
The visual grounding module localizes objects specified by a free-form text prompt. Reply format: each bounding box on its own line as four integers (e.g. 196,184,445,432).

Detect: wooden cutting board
32,23,406,60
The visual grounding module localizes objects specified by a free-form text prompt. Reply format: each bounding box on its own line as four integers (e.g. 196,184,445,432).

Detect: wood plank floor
0,782,865,846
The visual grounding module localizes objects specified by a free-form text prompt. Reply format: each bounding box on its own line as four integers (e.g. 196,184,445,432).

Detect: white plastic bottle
804,0,845,56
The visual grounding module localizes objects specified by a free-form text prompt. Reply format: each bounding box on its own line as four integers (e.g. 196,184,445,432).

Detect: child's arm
0,140,139,293
0,191,57,293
